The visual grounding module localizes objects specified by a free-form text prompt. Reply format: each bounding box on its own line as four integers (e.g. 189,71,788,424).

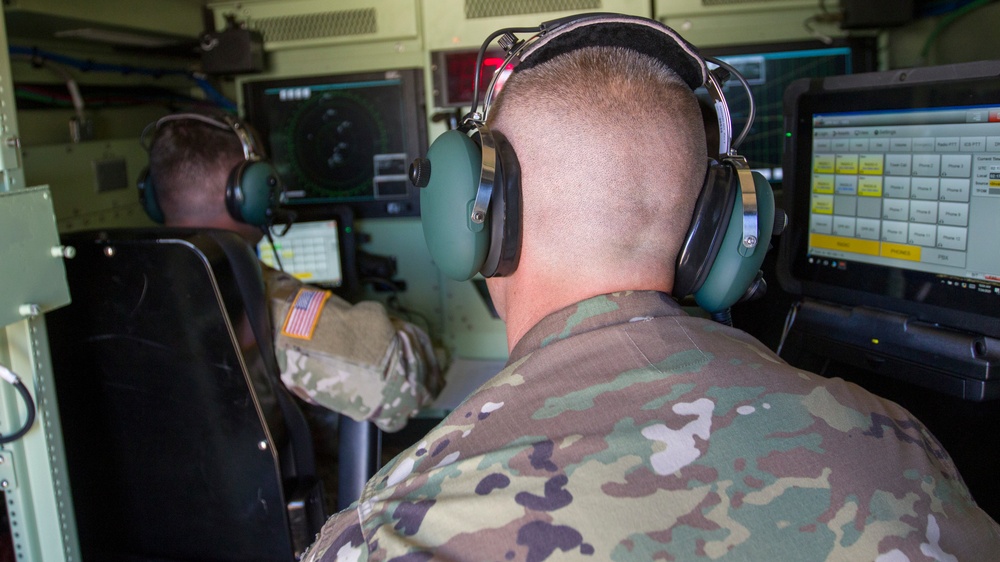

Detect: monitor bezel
777,60,1000,340
242,68,428,220
698,37,878,183
698,37,877,68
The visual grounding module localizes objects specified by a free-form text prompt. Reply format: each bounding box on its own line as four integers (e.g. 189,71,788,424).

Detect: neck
165,214,263,246
492,260,674,353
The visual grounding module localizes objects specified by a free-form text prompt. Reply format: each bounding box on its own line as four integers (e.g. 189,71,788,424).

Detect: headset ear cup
137,166,165,224
674,159,736,297
419,128,491,281
480,130,522,277
226,160,281,227
694,169,775,312
225,162,247,223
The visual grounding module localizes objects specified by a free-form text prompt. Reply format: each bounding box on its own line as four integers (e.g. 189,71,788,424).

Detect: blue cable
192,75,237,111
9,45,236,110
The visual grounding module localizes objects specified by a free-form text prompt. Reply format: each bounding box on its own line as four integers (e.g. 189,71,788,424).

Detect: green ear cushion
230,160,280,227
420,129,490,281
137,167,165,224
694,171,775,313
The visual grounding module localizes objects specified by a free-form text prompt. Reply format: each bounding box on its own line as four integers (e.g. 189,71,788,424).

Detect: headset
138,112,282,228
410,13,778,314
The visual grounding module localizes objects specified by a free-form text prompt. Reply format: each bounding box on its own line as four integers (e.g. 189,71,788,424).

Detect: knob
773,208,788,236
409,158,431,188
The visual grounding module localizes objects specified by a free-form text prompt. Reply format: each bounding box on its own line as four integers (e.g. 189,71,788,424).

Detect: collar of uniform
508,291,686,363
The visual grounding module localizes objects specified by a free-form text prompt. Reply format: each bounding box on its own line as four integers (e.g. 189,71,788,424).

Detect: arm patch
281,287,331,340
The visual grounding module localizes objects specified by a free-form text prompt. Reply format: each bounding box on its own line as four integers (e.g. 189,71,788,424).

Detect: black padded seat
47,228,325,561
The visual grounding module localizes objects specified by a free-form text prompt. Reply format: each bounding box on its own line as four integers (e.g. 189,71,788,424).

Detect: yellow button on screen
859,154,885,175
811,194,834,215
810,233,880,256
858,177,883,197
813,155,835,174
836,154,859,174
881,243,921,261
812,174,835,194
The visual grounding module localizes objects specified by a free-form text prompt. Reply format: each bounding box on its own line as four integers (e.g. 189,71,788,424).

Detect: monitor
243,69,427,219
699,39,876,184
778,60,1000,400
257,206,360,300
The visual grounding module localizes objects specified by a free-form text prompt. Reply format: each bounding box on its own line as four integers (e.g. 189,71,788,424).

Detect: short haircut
487,46,708,275
148,117,245,222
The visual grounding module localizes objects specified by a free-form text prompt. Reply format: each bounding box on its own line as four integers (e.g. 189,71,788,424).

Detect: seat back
47,228,324,562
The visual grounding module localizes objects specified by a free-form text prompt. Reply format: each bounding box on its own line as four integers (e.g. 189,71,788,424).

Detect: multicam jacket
263,266,442,433
304,291,1000,561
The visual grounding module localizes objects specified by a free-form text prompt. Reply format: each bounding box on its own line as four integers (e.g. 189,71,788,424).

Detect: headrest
515,14,708,90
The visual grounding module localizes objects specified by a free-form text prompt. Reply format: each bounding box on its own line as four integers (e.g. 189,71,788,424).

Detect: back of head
487,46,708,288
148,115,246,225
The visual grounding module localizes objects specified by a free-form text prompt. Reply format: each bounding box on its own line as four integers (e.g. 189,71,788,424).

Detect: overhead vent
248,8,378,43
464,0,601,19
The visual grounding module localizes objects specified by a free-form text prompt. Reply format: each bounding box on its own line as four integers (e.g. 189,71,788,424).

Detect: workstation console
777,60,1000,519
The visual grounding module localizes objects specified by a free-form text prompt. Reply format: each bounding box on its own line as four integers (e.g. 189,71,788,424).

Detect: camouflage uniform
304,291,1000,561
263,266,443,433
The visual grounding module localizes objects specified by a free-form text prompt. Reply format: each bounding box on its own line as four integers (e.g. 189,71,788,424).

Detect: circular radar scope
289,90,389,199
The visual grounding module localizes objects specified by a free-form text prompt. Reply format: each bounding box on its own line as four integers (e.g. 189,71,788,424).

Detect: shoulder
331,313,1000,560
302,507,370,562
260,262,300,284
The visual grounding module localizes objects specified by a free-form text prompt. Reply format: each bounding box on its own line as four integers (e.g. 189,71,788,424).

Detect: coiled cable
0,364,36,444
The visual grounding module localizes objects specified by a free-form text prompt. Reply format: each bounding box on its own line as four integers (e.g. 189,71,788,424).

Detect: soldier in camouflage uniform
147,114,442,433
264,265,442,432
303,14,1000,561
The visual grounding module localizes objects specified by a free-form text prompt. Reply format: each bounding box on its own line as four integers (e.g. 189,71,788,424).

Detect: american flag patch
281,288,331,340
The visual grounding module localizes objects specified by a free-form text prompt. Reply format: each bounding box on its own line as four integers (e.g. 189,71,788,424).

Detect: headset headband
468,13,755,159
517,15,707,87
141,113,262,162
464,13,761,254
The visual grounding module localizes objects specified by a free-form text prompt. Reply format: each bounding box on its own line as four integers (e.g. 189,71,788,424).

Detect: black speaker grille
249,8,377,43
465,0,601,19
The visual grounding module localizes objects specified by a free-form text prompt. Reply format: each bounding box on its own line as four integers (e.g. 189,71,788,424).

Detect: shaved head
487,46,708,290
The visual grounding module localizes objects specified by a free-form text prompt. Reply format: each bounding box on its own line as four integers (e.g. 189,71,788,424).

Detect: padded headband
517,15,708,90
141,113,263,162
479,14,721,138
479,13,750,158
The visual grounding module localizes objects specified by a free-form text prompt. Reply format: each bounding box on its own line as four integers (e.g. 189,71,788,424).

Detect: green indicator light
786,132,792,137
